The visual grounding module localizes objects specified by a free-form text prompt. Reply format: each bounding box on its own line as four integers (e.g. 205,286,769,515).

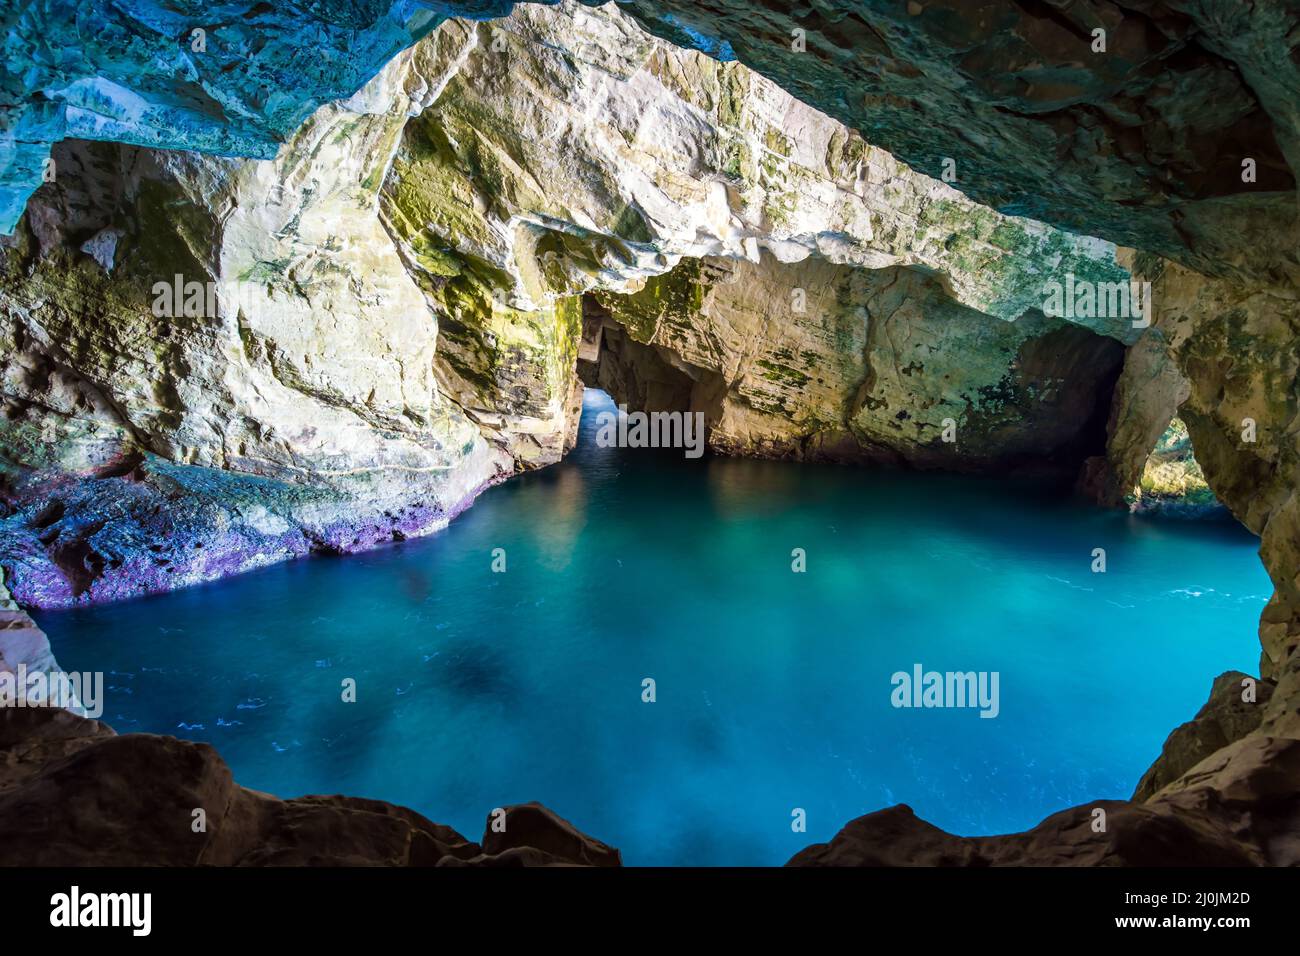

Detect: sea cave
0,0,1298,897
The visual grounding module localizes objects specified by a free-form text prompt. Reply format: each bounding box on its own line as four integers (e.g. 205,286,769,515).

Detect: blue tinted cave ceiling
3,0,1297,274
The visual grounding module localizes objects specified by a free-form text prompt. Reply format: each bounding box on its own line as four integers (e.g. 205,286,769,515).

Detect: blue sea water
35,390,1270,865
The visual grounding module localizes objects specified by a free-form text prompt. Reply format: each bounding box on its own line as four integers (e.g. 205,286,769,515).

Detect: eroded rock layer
613,0,1300,279
7,2,1300,280
1124,254,1300,721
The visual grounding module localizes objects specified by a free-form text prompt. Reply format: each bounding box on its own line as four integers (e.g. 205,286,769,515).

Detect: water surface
37,390,1270,865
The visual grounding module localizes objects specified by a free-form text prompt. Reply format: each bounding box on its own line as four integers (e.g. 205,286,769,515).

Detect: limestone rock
0,34,512,607
464,802,621,867
1078,322,1191,507
379,6,1134,332
8,1,1298,283
588,253,1124,475
0,0,1295,873
0,0,522,233
1127,253,1300,713
612,0,1300,279
0,2,1137,607
0,568,86,714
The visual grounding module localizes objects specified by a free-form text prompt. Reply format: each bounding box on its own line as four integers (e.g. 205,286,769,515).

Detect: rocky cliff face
610,1,1300,280
0,2,1151,608
8,2,1298,279
0,568,84,715
1124,255,1300,725
0,0,520,233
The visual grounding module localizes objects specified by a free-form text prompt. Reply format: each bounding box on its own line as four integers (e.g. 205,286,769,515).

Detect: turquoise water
36,390,1270,865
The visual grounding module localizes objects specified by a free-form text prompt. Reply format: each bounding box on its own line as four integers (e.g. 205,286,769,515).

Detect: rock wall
1126,254,1300,725
0,96,511,605
0,0,525,232
588,253,1125,476
8,2,1299,281
0,1,1144,607
610,0,1300,279
0,568,84,715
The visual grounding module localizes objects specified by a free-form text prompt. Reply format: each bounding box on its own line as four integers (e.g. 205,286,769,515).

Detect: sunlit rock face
614,0,1300,280
0,568,85,715
0,2,1137,607
1128,416,1220,516
378,4,1133,331
0,8,598,607
379,3,1135,472
0,47,511,607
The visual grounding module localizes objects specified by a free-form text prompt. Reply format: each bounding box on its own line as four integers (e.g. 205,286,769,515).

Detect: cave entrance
576,293,726,443
1127,414,1224,518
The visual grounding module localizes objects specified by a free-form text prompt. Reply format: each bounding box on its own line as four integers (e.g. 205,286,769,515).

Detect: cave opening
575,291,728,443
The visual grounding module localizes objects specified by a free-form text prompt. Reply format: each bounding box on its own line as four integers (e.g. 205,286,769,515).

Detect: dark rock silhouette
0,707,616,867
790,735,1300,867
1133,670,1275,801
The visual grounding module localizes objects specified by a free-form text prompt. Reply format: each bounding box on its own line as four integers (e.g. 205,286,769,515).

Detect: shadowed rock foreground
0,706,620,867
2,695,1294,867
